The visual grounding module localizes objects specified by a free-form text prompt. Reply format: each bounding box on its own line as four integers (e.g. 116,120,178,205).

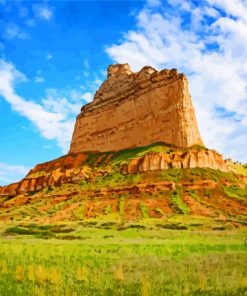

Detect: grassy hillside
0,143,246,227
0,143,246,295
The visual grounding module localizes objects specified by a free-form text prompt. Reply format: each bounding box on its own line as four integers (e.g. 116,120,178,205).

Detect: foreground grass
0,225,246,296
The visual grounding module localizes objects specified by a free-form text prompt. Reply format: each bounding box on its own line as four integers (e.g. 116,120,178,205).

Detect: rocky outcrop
121,149,229,174
0,153,91,196
0,147,231,197
0,166,91,197
69,64,203,153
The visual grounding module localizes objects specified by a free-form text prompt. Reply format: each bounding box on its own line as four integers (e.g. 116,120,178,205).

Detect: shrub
170,187,191,215
139,203,149,218
222,185,247,200
4,227,37,235
156,223,188,230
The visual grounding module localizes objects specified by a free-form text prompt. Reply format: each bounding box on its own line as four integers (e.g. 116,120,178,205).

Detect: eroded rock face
0,153,91,196
0,148,230,197
69,64,204,153
121,150,229,174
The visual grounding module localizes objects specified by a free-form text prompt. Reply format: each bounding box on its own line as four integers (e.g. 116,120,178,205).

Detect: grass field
0,143,246,295
0,222,246,296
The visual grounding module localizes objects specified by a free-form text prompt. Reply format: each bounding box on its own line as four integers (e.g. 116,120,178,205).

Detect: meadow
0,222,246,296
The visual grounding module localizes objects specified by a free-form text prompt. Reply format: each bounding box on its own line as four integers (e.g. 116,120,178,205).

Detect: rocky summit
69,64,203,153
0,64,246,226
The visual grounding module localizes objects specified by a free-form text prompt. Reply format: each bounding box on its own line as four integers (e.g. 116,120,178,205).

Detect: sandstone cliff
121,149,229,174
69,64,203,153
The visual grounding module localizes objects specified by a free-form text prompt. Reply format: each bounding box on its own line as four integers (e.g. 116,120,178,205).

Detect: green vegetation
119,197,125,217
80,143,208,169
170,187,191,214
1,142,245,223
228,162,247,177
0,144,246,294
140,203,149,218
0,224,246,296
79,167,241,192
111,142,174,166
223,185,247,200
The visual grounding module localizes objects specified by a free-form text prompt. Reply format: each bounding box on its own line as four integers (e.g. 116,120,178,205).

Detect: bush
222,185,247,200
4,227,38,235
35,231,56,239
170,187,191,215
156,223,188,230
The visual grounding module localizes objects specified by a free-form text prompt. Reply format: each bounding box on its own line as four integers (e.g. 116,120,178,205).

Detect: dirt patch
183,194,214,217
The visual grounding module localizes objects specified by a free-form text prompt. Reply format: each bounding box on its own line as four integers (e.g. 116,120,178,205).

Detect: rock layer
0,148,230,197
121,149,229,174
69,64,203,153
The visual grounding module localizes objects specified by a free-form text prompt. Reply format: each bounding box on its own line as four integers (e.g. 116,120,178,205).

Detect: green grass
0,225,246,296
222,185,247,200
79,167,241,191
110,142,174,166
140,203,149,218
170,187,191,215
229,162,247,177
119,197,125,217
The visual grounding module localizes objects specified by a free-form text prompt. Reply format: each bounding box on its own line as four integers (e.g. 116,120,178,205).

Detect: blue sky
0,0,247,185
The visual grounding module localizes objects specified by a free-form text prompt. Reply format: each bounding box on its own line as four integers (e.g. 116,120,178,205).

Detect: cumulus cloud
82,92,93,103
146,0,162,7
46,53,53,60
33,4,53,21
34,76,44,83
0,59,89,153
106,0,247,162
83,59,90,69
3,23,29,40
0,163,30,185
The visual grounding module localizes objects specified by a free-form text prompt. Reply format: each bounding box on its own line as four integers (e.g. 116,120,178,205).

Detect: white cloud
0,59,88,153
146,0,161,7
82,92,93,103
34,76,44,83
208,0,247,22
26,19,36,27
42,89,83,116
83,59,90,69
0,163,30,185
93,79,102,87
4,23,29,40
46,53,53,60
33,4,53,21
83,71,89,77
106,0,247,163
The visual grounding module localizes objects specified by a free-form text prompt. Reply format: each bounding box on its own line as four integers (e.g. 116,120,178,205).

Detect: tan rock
122,149,229,174
69,64,204,153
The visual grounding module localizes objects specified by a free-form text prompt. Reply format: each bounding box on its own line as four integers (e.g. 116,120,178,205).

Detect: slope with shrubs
0,143,246,227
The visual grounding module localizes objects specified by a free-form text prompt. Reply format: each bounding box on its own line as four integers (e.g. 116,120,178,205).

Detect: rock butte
0,64,236,198
69,64,204,153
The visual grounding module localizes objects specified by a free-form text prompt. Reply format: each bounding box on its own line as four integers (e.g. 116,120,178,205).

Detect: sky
0,0,246,185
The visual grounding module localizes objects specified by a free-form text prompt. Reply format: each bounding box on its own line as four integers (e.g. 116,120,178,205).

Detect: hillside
0,143,246,228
